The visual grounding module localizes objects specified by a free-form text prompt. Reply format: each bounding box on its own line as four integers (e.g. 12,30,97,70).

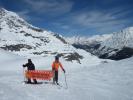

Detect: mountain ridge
66,27,133,60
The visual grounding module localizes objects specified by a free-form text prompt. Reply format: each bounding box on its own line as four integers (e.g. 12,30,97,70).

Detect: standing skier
23,59,37,84
52,56,65,85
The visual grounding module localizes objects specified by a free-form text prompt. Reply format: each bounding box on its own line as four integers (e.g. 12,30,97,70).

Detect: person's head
55,56,59,62
28,59,32,63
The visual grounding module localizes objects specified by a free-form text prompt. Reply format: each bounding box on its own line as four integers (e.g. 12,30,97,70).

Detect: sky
0,0,133,37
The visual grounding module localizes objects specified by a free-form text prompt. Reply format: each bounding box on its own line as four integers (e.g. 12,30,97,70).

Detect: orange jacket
52,61,64,71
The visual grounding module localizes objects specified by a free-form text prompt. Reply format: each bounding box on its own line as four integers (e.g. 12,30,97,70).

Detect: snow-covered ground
0,49,133,100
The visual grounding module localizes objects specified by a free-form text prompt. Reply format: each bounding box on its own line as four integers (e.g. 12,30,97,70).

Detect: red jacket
52,61,64,71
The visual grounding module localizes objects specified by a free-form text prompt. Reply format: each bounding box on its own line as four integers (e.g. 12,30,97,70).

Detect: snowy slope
0,49,21,62
0,8,72,56
102,27,133,48
0,8,69,56
67,27,133,60
0,8,102,64
0,48,133,100
97,27,133,60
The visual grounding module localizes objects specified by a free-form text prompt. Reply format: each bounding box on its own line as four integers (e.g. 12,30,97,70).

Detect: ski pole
64,73,68,89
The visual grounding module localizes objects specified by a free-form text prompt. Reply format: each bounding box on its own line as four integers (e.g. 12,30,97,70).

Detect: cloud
17,10,31,21
16,9,44,25
8,0,133,35
69,7,133,33
52,22,70,30
23,0,73,15
14,0,74,23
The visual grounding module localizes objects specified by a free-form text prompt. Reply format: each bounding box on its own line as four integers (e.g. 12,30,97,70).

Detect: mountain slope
0,8,102,64
97,27,133,60
67,27,133,60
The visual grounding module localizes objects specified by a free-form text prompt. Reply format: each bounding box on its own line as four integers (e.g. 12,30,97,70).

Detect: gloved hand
63,69,66,73
22,64,25,67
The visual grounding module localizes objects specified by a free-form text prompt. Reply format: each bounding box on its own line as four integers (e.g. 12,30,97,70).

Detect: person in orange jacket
52,56,65,85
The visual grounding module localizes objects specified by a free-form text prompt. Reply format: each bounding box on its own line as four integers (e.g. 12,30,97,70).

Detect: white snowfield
0,49,133,100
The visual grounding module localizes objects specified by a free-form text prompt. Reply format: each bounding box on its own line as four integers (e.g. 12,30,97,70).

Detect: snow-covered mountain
67,27,133,60
0,8,102,64
66,34,112,45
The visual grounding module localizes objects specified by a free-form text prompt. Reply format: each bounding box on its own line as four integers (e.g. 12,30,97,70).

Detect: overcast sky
0,0,133,36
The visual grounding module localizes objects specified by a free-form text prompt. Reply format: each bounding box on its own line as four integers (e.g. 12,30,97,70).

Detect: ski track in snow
0,57,133,100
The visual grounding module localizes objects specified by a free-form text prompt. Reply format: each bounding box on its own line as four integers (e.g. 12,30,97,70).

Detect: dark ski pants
53,70,58,83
